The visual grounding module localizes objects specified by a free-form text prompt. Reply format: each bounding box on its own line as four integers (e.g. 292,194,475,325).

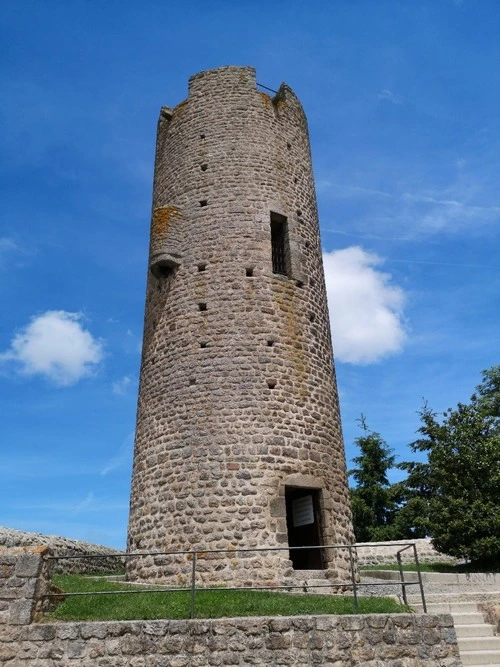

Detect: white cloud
323,247,407,364
112,375,131,395
0,310,103,386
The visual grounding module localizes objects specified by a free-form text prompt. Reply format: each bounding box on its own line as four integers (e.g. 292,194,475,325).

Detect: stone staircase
410,596,500,666
291,569,333,594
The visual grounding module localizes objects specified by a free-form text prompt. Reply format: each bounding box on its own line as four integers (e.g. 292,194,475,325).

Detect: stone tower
127,66,354,587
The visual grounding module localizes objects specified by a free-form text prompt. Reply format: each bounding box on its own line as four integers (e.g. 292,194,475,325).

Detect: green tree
475,365,500,417
349,416,400,542
401,397,500,566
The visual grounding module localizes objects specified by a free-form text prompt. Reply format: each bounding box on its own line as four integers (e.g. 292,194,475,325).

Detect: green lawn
46,575,410,621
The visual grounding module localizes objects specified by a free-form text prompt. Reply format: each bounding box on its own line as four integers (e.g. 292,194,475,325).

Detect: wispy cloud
101,432,134,476
400,190,500,232
112,375,132,395
0,311,103,386
377,89,403,105
12,493,129,515
317,181,393,199
323,247,407,364
0,237,19,268
319,176,500,238
0,456,97,479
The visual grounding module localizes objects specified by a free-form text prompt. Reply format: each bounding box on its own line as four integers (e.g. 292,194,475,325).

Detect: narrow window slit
246,267,254,277
267,340,275,347
200,164,208,171
270,212,291,277
198,263,207,272
200,133,205,139
199,200,208,207
309,313,316,322
287,142,292,150
198,302,207,311
189,378,197,386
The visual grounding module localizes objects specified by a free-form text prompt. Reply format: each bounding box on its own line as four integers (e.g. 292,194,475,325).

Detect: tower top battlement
159,65,307,123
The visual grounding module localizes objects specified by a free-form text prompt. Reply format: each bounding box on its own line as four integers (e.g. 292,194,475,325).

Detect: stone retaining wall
0,614,461,666
0,526,123,574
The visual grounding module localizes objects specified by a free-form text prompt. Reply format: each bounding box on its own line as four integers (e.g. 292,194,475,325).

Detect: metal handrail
43,541,427,619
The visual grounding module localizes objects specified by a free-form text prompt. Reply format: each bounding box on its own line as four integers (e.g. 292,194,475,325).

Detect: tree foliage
401,399,500,566
349,365,500,566
475,364,500,417
349,416,403,542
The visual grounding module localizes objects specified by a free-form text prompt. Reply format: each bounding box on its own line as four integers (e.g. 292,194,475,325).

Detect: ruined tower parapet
127,66,354,587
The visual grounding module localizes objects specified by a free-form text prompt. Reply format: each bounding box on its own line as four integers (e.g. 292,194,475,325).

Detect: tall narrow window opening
270,212,290,277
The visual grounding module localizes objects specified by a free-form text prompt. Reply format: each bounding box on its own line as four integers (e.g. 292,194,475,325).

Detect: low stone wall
0,526,123,574
0,614,461,666
355,539,456,566
0,546,52,626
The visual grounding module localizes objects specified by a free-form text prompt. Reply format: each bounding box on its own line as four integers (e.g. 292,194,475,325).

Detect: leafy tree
475,365,500,417
401,397,500,566
349,416,401,542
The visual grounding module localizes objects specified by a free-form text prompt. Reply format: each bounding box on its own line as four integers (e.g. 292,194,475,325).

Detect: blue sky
1,0,498,549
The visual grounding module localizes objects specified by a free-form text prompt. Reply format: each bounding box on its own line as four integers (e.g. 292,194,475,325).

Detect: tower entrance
285,487,325,570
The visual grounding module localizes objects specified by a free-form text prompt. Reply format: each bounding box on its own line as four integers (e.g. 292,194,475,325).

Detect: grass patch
360,562,499,573
46,575,410,622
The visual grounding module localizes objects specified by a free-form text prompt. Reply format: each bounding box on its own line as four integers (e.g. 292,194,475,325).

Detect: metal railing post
190,551,197,619
412,543,427,613
347,545,359,613
396,551,408,606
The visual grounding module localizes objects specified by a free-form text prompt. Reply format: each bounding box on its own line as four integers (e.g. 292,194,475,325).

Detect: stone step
453,613,490,626
361,570,500,588
455,624,495,638
460,649,500,665
413,601,480,614
459,637,500,652
293,570,327,579
408,592,500,604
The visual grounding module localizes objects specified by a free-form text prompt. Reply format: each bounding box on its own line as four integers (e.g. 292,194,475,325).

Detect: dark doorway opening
285,487,324,570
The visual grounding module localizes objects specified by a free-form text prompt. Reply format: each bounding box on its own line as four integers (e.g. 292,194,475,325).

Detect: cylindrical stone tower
127,66,354,587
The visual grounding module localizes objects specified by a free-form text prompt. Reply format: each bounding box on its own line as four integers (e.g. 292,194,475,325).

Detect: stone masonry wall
0,526,123,574
0,547,51,626
127,65,355,587
355,539,456,566
0,615,461,666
